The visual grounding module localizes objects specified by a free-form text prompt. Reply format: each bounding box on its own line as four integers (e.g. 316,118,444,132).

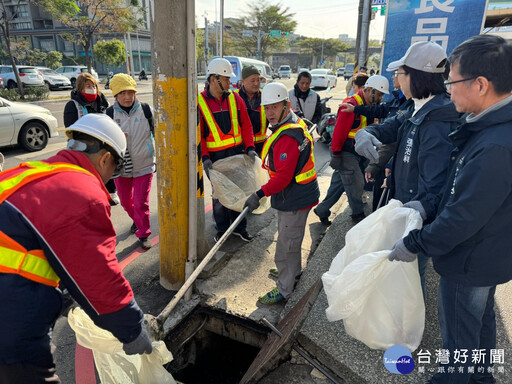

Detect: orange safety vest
198,92,242,151
236,89,268,143
346,94,367,139
261,123,317,185
0,161,94,287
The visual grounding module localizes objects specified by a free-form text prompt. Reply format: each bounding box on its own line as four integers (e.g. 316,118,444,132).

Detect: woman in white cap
354,41,461,299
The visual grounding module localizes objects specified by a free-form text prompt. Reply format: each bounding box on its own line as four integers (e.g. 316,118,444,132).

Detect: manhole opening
165,306,269,384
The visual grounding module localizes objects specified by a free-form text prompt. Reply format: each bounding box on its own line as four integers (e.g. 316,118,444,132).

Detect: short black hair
353,73,369,87
297,71,312,82
403,65,447,99
449,34,512,95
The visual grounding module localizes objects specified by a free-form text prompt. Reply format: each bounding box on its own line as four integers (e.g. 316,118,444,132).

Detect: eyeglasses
394,71,407,78
444,77,477,90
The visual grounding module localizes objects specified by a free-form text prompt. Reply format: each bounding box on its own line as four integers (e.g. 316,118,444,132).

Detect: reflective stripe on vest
236,89,268,143
347,94,367,138
198,92,242,151
297,118,307,129
0,161,95,287
261,123,317,185
72,100,88,120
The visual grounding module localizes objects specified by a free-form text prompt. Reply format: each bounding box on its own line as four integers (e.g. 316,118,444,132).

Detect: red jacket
331,90,368,154
199,87,255,162
0,150,143,364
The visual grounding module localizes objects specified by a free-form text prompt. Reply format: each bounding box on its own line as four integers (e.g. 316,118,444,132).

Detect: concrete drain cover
240,279,323,384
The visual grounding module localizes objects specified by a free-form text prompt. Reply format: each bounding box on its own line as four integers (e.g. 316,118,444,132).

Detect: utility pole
151,0,199,290
220,0,224,57
204,14,209,66
127,32,135,77
355,0,364,70
357,0,372,70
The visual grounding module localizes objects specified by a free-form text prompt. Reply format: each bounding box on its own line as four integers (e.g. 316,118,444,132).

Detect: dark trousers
213,198,247,233
0,345,60,384
106,178,117,193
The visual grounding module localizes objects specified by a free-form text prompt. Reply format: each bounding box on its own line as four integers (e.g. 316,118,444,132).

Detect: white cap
261,82,289,106
387,41,447,74
207,58,236,77
364,75,390,94
65,114,127,158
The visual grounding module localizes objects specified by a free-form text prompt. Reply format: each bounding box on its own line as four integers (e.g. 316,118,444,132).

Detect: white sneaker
110,192,120,206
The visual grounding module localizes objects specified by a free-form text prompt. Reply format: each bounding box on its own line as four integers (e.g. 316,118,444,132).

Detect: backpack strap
105,106,114,119
141,103,154,135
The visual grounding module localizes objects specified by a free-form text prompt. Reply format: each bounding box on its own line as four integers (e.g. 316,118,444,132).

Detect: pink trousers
114,173,153,239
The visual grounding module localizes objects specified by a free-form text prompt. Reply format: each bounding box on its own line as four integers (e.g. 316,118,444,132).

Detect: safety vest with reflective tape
198,92,242,151
236,89,268,143
0,161,94,287
346,94,367,138
261,123,317,185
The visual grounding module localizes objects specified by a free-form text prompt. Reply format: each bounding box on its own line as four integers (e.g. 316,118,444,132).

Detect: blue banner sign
381,0,489,81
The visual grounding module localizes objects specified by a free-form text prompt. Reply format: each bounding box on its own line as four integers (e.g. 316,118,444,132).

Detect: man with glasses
388,34,512,384
0,114,152,383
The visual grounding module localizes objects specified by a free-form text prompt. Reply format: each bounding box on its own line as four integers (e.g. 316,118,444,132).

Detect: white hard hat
261,82,289,106
65,114,127,158
207,58,236,78
364,75,390,94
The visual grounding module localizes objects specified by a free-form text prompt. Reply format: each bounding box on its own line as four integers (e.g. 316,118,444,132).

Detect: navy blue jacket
404,97,512,286
365,94,460,220
353,90,407,121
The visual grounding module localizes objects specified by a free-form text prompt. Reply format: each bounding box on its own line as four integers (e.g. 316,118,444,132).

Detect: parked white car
0,65,45,89
55,66,99,88
310,68,337,89
278,65,292,79
37,67,72,90
0,97,58,151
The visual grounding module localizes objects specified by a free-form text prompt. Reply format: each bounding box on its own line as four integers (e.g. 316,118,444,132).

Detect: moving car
0,65,45,89
211,56,274,90
55,66,99,88
0,96,58,151
36,67,72,90
298,67,309,74
278,65,291,79
337,67,345,77
343,64,355,80
310,68,337,89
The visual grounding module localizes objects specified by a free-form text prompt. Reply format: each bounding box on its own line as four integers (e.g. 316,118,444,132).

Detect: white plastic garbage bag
209,154,270,214
322,199,425,352
68,308,176,384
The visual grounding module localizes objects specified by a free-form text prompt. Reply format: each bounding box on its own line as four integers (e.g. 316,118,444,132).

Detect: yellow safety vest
0,161,94,287
198,92,242,151
261,123,317,184
346,94,367,139
236,89,268,143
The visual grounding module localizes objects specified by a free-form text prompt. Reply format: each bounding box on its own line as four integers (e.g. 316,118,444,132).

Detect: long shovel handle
155,206,250,326
377,187,389,210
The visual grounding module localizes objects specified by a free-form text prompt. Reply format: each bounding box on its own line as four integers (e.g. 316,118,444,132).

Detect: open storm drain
164,307,269,384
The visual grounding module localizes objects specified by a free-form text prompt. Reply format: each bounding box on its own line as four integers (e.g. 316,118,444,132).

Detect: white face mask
83,87,97,95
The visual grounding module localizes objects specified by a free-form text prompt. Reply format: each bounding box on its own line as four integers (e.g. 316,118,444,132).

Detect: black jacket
405,96,512,286
63,90,109,127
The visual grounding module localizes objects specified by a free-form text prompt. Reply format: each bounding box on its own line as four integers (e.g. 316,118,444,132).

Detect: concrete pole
127,32,135,77
123,33,130,73
220,0,224,57
354,0,364,70
136,30,142,72
151,0,193,290
357,0,372,70
205,16,209,66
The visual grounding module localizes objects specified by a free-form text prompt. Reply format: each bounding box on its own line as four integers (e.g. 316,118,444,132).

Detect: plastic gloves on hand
203,158,213,177
403,200,427,221
354,130,382,164
388,238,417,262
247,150,258,161
123,328,153,355
329,155,343,170
244,193,261,213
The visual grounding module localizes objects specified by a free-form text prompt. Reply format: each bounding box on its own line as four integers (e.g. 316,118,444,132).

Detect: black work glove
247,150,258,161
329,155,343,170
123,328,153,355
244,193,261,213
203,158,213,177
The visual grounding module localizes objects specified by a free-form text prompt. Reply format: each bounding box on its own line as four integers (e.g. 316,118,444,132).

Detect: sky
195,0,387,41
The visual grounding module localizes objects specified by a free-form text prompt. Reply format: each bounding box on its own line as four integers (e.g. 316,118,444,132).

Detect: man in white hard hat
244,82,320,304
0,114,152,383
314,75,389,226
199,57,256,243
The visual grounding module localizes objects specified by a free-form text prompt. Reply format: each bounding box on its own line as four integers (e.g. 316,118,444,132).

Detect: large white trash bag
209,154,270,214
322,199,425,352
68,308,176,384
